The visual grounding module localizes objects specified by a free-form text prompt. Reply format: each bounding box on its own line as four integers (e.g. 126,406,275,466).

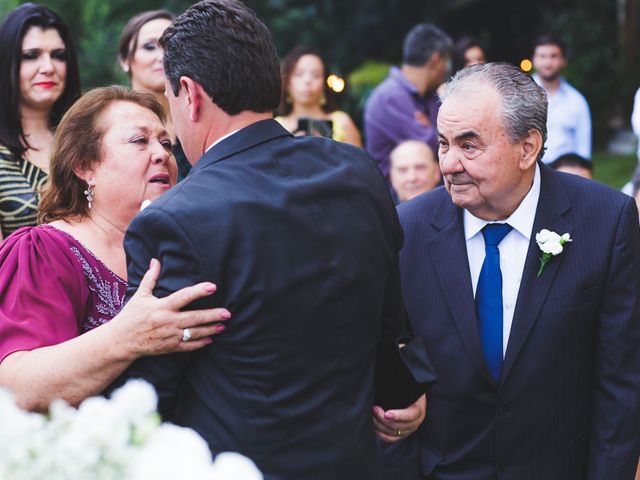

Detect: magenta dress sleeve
0,226,90,362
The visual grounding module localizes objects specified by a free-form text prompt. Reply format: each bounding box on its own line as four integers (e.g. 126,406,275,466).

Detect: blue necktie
476,223,512,382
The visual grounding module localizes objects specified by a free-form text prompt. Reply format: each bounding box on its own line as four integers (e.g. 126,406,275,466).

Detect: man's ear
426,52,441,68
520,129,544,170
181,76,204,123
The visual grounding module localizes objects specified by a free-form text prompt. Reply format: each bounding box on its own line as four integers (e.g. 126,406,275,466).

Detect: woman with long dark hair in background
0,3,81,239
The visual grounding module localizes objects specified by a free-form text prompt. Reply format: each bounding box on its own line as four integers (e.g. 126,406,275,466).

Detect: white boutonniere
535,229,572,277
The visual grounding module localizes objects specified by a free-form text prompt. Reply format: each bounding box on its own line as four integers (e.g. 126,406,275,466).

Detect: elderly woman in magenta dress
0,87,229,411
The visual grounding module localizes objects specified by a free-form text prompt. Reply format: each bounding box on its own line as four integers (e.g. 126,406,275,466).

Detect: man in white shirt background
532,34,592,164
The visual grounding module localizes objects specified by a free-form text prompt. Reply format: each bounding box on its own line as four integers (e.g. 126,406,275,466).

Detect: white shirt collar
464,163,541,241
204,128,241,153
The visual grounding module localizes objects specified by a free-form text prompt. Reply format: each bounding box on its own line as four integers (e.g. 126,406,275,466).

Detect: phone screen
296,117,333,138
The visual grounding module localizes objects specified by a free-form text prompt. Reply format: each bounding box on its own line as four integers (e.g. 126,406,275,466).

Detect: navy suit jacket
397,164,640,479
121,119,432,479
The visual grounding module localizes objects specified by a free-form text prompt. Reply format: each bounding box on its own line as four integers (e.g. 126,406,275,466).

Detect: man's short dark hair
550,153,593,172
402,23,453,67
160,0,281,115
533,33,567,58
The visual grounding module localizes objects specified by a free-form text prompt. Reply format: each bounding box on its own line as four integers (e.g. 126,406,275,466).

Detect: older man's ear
519,129,544,171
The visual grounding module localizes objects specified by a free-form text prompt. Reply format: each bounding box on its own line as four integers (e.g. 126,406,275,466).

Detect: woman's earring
320,94,327,106
84,183,94,209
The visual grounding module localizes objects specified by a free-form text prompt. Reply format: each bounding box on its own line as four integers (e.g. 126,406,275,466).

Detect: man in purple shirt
364,23,452,182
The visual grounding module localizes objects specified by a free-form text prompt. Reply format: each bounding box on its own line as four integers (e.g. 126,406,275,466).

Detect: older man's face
437,83,536,221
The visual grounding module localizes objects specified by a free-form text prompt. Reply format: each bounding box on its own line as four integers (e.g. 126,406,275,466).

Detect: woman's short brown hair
38,86,166,223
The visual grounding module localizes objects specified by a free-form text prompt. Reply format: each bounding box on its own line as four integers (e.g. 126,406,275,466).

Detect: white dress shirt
464,164,541,356
205,128,241,154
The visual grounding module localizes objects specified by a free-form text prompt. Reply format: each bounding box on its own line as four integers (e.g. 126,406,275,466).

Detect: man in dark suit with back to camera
397,62,640,479
120,1,432,479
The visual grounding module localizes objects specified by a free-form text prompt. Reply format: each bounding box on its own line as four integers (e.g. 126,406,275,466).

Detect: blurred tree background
1,0,638,150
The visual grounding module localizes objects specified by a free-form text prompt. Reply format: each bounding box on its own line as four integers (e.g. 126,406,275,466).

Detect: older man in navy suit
397,62,640,479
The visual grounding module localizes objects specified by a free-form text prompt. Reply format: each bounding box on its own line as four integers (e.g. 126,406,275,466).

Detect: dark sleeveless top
0,146,48,237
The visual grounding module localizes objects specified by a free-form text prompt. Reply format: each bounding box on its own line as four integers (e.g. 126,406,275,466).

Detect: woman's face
19,27,67,112
463,46,486,67
86,101,177,224
128,18,172,93
288,54,325,107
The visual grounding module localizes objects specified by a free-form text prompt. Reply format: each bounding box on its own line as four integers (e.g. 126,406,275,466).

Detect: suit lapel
428,194,497,387
501,165,573,383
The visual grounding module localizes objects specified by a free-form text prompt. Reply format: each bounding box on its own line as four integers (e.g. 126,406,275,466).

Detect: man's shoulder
544,166,630,214
365,69,409,109
397,187,451,225
559,79,590,108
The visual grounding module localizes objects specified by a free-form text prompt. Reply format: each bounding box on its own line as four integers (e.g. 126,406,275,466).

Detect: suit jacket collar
189,119,291,174
428,163,573,388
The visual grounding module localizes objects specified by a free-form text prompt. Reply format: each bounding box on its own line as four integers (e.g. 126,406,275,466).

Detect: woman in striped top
0,4,81,240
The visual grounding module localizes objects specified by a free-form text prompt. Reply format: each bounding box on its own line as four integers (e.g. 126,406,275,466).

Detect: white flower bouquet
0,380,262,480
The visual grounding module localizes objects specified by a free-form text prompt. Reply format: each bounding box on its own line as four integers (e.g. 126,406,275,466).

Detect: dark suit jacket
121,119,432,479
397,164,640,479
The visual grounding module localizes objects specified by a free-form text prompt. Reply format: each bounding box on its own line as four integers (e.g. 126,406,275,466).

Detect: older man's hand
372,394,426,443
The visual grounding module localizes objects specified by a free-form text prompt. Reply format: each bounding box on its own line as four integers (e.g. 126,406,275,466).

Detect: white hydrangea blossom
211,452,263,480
0,381,262,480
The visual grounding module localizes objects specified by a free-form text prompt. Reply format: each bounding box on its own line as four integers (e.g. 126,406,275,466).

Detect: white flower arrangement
535,229,572,277
0,380,262,480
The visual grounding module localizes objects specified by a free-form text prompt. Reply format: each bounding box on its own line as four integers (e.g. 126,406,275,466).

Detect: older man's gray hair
441,62,548,161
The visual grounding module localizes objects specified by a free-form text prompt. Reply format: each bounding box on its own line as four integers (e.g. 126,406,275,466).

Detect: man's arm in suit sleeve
374,207,436,411
588,196,640,478
118,207,214,419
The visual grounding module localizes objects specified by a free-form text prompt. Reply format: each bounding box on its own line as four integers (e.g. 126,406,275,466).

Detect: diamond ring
182,328,192,342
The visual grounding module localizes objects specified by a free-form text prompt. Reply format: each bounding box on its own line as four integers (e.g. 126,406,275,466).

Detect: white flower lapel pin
535,229,572,277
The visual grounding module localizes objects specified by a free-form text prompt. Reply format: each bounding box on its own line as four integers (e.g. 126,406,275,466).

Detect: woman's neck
291,103,326,119
86,208,127,247
20,105,54,170
21,105,51,138
51,213,128,280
